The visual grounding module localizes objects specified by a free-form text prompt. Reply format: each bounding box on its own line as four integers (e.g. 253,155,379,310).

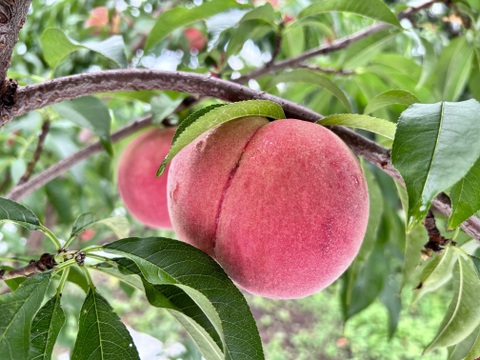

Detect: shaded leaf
401,223,428,289
0,197,41,230
29,294,66,360
318,114,395,139
425,248,480,353
391,100,480,227
71,289,139,360
364,90,419,115
449,158,480,229
157,100,285,176
104,237,264,360
299,0,400,27
53,96,113,155
41,28,126,68
70,213,129,240
265,69,352,112
145,0,244,51
0,273,51,359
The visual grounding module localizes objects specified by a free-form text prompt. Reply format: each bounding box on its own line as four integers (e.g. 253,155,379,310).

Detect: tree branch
0,0,31,107
18,118,50,184
0,252,55,281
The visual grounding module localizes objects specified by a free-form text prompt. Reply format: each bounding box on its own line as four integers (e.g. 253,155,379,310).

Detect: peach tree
1,0,480,359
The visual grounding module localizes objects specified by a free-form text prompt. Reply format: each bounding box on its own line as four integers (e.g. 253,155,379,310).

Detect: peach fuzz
117,127,175,230
167,117,369,299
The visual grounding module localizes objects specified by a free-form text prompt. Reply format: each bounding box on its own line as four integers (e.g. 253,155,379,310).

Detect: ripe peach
118,127,175,229
184,27,207,50
167,118,369,299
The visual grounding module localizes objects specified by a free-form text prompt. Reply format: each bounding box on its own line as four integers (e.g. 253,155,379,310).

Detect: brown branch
423,209,452,252
18,119,50,184
0,0,31,107
0,252,55,281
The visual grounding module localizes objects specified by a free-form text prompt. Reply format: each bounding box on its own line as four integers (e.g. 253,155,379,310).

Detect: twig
18,119,50,184
6,114,154,201
0,252,56,281
298,64,355,75
423,209,452,252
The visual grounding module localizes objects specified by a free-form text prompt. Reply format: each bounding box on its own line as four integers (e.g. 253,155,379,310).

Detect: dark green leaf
104,237,265,360
318,114,395,139
449,158,480,229
0,197,41,230
145,0,245,51
391,100,480,227
41,28,127,68
363,90,419,115
425,248,480,352
299,0,400,27
265,69,352,112
0,273,51,359
157,100,285,176
71,289,139,360
380,272,401,339
67,266,89,293
53,96,113,155
29,294,66,360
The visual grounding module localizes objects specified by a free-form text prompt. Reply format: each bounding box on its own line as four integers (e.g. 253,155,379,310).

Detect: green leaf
67,266,89,293
425,248,480,353
413,246,456,303
0,273,51,360
391,100,480,227
115,258,223,360
299,0,400,27
401,223,428,289
53,96,113,155
0,197,41,230
41,28,127,69
226,21,274,58
70,213,129,240
104,237,265,360
447,324,480,360
29,294,66,360
363,90,419,115
71,289,139,360
434,36,474,101
145,0,244,51
318,114,395,139
157,100,285,176
449,158,480,229
264,69,352,112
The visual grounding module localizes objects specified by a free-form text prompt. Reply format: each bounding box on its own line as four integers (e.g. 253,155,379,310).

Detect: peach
167,118,369,299
118,127,175,229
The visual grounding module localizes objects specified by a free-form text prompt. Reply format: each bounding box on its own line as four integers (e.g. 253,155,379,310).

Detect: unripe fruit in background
167,117,369,299
118,127,175,229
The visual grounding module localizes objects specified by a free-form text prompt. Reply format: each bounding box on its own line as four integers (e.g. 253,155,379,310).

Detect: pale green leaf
157,100,285,175
299,0,400,27
145,0,244,51
391,100,480,227
364,90,419,115
53,96,113,155
264,69,352,112
425,248,480,352
318,114,395,139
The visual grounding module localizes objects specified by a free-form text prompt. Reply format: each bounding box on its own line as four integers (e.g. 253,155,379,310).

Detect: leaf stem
56,267,70,296
38,224,62,249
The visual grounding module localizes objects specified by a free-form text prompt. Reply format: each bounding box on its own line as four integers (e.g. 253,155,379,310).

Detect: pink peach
167,118,369,299
118,127,175,229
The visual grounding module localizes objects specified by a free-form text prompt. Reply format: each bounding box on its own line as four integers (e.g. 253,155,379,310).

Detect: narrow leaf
29,295,66,360
71,289,139,360
157,100,285,176
299,0,400,27
391,100,480,227
70,213,129,241
41,28,126,69
449,158,480,229
0,197,41,230
104,237,265,360
364,90,419,115
71,212,98,237
265,69,352,112
53,96,113,155
318,114,395,139
0,273,51,360
145,0,244,51
425,248,480,352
